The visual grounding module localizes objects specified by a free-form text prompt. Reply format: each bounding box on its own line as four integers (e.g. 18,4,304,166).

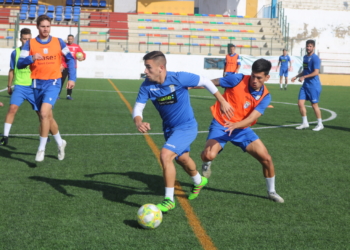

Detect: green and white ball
137,204,162,229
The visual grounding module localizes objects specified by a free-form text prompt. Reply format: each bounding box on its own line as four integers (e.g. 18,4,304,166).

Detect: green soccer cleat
0,136,8,146
188,176,208,200
156,197,176,212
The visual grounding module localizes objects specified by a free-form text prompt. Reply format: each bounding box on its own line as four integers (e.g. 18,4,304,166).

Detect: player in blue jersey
1,28,59,147
292,40,323,131
17,15,77,161
133,51,233,212
276,49,291,90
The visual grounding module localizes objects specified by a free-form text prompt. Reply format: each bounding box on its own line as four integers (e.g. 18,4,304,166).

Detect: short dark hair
306,40,315,47
36,15,51,26
20,28,31,37
252,58,272,75
68,34,74,38
283,49,287,52
143,51,166,66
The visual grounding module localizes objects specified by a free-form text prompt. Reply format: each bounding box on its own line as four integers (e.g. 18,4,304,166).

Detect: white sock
317,118,323,125
280,83,282,88
266,176,276,193
302,116,308,125
4,123,12,137
38,137,48,151
165,187,174,201
53,132,63,146
284,83,287,88
191,172,202,186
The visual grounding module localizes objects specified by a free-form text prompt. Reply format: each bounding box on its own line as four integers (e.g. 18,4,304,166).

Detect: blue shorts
10,85,38,111
298,85,321,104
33,81,61,110
279,68,288,77
207,119,259,152
163,123,198,158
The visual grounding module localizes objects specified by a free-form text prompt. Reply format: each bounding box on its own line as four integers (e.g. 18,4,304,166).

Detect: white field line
8,101,337,137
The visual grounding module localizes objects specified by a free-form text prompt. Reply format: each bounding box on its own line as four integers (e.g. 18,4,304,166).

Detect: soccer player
200,58,284,203
59,34,86,100
223,44,241,77
17,15,76,161
291,40,323,131
276,49,291,90
1,28,57,146
133,51,233,212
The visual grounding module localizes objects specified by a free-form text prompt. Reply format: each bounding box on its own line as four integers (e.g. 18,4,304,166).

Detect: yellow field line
108,79,217,250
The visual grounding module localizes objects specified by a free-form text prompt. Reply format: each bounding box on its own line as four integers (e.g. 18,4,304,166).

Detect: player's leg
67,88,73,100
157,147,178,212
201,139,222,178
245,139,284,203
1,104,19,146
284,70,288,90
1,85,27,146
308,87,323,131
279,75,283,90
59,68,68,99
200,119,228,178
296,86,309,129
176,152,208,200
35,84,66,162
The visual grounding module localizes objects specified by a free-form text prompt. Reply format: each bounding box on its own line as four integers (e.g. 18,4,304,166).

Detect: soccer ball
137,204,162,229
75,52,84,59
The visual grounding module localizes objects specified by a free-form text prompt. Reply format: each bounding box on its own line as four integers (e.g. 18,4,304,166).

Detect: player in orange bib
17,15,76,162
200,59,284,203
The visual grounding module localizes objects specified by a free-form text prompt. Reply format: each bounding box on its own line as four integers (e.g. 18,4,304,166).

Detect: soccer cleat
295,124,309,130
267,192,284,203
188,176,208,200
312,124,324,131
58,139,67,160
66,95,73,100
35,150,45,162
156,197,176,212
202,161,212,178
0,136,8,146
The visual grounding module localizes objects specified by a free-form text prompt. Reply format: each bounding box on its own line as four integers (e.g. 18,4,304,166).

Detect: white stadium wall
113,0,137,13
195,0,247,16
0,49,303,84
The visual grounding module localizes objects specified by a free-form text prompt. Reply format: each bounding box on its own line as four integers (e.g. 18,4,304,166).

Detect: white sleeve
132,102,146,119
197,75,219,94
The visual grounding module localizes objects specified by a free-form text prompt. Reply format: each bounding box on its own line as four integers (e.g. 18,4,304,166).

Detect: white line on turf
8,101,337,137
0,87,8,92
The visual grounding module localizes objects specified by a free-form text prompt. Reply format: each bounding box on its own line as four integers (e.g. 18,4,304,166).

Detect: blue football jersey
136,71,200,130
303,53,321,86
279,55,290,69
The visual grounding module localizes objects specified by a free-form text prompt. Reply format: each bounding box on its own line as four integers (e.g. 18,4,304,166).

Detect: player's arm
225,110,262,135
133,102,150,133
60,39,76,89
291,72,304,82
17,40,36,69
276,59,281,71
225,93,270,135
197,76,234,119
236,55,241,73
7,50,16,95
223,59,227,77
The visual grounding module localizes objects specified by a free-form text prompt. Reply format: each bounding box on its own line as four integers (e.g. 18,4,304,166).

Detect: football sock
302,116,308,124
4,123,12,137
38,137,48,151
53,132,63,146
165,187,175,202
280,83,282,88
67,89,72,96
284,83,288,89
191,172,202,186
317,118,323,125
266,176,276,193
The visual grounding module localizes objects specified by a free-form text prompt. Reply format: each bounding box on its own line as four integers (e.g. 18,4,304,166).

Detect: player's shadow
0,146,37,168
324,125,350,132
29,172,164,207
